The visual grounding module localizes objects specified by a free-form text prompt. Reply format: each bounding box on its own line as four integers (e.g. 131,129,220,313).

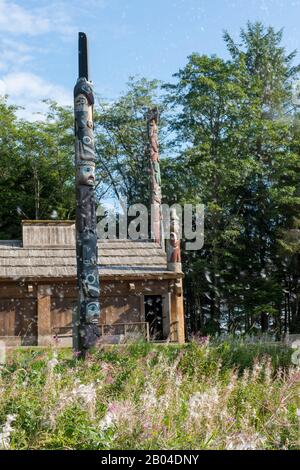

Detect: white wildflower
99,411,115,431
71,382,97,417
47,351,59,370
0,414,16,450
225,371,238,394
226,432,266,450
99,401,132,432
140,384,157,408
73,383,96,406
189,388,219,419
157,392,174,412
251,360,262,382
48,382,97,428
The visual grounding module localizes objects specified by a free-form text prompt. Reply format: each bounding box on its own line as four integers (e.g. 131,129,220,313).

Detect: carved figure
169,232,181,263
77,163,95,185
167,208,182,271
147,107,162,244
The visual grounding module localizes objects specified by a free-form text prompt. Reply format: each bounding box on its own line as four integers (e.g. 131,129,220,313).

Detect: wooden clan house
0,220,185,346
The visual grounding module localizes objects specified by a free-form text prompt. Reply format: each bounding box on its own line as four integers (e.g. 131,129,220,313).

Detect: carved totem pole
147,107,162,245
167,208,182,272
74,32,100,355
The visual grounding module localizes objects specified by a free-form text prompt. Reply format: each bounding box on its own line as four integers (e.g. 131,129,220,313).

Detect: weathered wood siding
0,295,37,341
22,221,75,247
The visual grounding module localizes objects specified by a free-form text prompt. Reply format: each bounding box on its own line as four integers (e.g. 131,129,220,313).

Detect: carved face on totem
86,301,100,322
77,163,95,185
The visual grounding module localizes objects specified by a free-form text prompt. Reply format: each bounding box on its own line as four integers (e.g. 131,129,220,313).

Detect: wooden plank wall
0,279,172,339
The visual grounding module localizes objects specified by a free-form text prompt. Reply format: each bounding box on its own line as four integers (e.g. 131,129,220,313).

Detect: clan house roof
0,221,178,280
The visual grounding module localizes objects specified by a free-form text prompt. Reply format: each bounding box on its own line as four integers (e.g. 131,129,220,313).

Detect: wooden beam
37,285,52,346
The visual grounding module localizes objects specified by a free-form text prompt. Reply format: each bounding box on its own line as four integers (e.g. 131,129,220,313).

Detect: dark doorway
144,295,163,340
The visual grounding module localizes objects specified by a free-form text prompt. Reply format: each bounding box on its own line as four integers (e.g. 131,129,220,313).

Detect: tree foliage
0,100,75,238
164,22,300,335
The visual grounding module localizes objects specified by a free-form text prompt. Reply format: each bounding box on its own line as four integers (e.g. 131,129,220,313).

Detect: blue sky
1,0,300,119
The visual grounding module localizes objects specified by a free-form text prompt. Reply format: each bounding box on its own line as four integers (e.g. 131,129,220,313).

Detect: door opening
144,295,163,340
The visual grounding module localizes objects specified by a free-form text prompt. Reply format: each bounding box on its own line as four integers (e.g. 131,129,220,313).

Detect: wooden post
169,279,185,344
140,295,145,322
174,279,185,343
37,285,52,346
167,208,185,343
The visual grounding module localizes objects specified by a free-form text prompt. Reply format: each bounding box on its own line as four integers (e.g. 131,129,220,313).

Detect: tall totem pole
74,32,100,355
147,107,162,245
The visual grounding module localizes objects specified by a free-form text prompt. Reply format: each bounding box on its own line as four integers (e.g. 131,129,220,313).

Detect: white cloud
0,38,34,72
0,2,79,119
0,0,49,35
0,0,75,36
0,72,72,121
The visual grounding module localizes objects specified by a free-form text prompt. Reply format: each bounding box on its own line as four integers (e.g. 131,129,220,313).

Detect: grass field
0,339,299,450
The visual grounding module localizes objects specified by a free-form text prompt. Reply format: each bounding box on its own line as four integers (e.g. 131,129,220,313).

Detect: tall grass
0,341,299,450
